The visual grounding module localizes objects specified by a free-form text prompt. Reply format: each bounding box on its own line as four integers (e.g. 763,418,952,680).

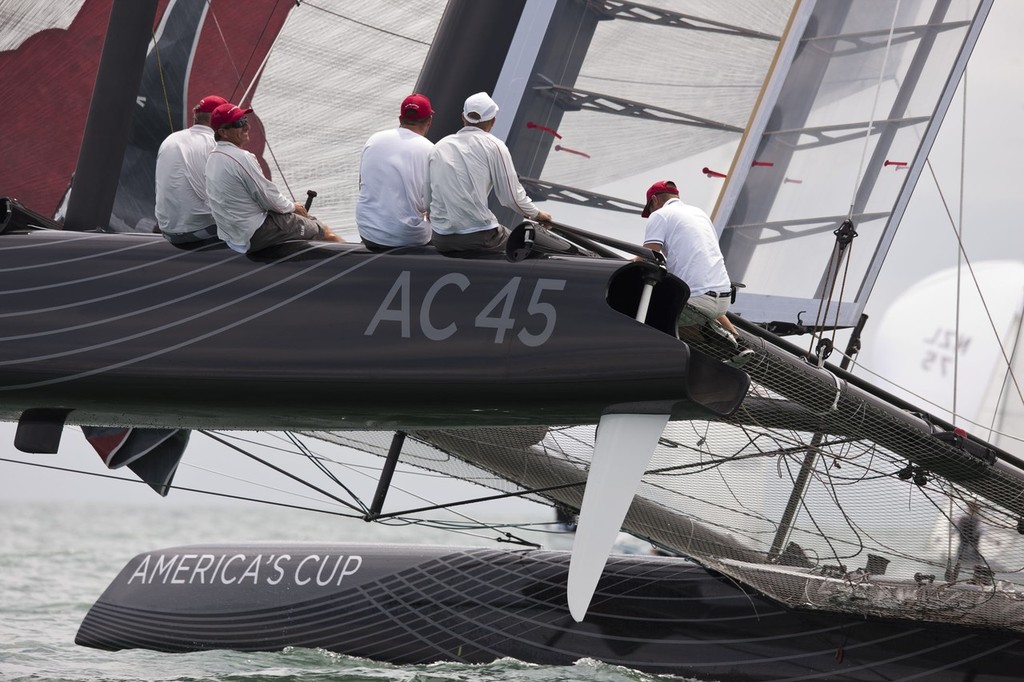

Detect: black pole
549,221,663,263
367,431,407,520
64,0,158,232
767,314,870,562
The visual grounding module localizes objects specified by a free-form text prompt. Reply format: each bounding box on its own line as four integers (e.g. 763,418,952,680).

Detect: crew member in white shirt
155,94,226,244
205,103,341,254
356,94,435,252
642,180,751,365
425,92,551,256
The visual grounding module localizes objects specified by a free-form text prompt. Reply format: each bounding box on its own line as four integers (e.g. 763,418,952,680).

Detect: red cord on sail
527,121,562,139
555,144,590,158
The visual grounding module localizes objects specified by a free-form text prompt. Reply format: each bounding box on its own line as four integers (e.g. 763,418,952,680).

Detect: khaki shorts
679,291,729,326
679,292,736,346
248,211,326,253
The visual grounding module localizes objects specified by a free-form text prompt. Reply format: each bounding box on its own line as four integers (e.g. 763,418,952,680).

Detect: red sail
0,0,293,223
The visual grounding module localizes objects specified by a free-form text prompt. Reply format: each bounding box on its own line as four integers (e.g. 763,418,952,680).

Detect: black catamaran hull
0,229,746,431
77,543,1024,681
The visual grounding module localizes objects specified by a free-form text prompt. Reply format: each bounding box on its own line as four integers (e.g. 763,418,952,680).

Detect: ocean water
0,502,688,682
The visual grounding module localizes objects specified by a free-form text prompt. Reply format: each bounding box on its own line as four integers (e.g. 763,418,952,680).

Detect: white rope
812,5,899,350
925,158,1024,413
846,0,901,219
987,308,1024,444
208,1,297,200
206,3,243,86
953,66,968,427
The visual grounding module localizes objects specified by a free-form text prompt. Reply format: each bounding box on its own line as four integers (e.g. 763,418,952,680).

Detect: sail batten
536,80,745,132
593,0,781,41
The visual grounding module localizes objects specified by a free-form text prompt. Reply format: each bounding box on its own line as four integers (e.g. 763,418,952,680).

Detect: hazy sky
2,2,1023,512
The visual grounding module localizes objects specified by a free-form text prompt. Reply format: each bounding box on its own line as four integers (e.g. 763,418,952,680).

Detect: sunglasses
227,116,248,129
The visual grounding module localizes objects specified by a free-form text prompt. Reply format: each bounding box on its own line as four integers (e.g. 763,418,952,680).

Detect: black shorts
161,224,218,244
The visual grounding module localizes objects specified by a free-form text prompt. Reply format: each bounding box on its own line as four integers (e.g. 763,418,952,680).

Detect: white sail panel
537,2,794,192
249,1,444,238
721,0,992,330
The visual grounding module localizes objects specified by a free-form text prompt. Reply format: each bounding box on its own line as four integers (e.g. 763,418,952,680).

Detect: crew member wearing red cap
425,91,551,256
641,180,749,360
205,103,342,253
356,94,435,251
155,94,227,244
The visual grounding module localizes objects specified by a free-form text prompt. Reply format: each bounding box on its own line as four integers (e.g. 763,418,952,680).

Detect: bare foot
321,226,344,243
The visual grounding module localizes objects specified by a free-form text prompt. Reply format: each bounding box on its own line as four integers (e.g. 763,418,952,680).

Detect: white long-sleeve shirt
205,141,294,253
154,125,216,235
356,127,434,247
425,126,538,235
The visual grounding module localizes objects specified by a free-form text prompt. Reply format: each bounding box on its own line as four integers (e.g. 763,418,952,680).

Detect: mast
415,0,527,143
64,0,158,232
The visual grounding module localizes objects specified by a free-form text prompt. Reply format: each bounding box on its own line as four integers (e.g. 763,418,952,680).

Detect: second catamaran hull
77,543,1024,680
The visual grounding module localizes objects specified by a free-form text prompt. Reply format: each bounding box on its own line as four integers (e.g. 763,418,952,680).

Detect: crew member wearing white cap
356,93,435,251
205,102,342,254
425,91,551,256
155,94,227,244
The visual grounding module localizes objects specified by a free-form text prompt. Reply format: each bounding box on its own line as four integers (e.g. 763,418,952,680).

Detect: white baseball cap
463,92,499,123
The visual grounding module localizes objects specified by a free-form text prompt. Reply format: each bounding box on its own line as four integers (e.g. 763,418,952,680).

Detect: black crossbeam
534,75,743,132
519,177,642,213
590,0,778,41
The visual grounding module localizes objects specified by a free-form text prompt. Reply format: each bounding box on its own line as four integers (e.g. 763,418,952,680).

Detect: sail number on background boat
365,271,568,347
921,326,972,377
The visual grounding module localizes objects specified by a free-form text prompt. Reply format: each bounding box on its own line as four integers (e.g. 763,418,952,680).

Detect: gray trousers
432,226,510,256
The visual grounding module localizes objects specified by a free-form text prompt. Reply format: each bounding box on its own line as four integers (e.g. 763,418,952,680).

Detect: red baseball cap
641,180,679,217
193,95,227,114
400,94,434,120
211,102,253,129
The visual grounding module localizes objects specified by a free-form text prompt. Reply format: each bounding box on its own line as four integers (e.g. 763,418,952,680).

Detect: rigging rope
297,1,431,46
150,28,174,134
0,456,360,518
0,449,562,548
807,221,857,360
988,314,1024,443
924,159,1024,412
808,0,900,358
201,430,365,514
206,4,243,86
284,431,369,515
848,0,901,219
206,1,297,199
953,70,968,426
